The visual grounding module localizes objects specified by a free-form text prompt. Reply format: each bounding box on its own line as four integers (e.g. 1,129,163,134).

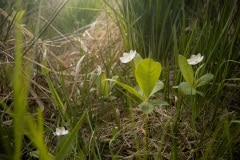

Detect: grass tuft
0,0,239,159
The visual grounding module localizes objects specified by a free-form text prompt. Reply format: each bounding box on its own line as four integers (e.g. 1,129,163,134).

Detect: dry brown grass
0,6,123,107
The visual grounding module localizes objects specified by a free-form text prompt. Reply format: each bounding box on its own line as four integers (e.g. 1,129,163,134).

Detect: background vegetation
0,0,239,159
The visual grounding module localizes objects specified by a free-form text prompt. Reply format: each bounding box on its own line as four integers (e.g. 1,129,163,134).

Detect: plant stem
144,114,149,159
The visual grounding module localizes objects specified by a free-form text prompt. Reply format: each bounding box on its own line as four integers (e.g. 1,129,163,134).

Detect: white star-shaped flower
119,50,137,63
187,53,204,65
54,127,69,136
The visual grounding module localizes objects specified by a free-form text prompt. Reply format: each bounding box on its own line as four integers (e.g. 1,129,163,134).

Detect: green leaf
178,54,194,85
109,76,118,91
47,78,65,113
196,73,214,87
93,73,111,98
178,82,196,95
107,79,143,101
196,91,204,97
100,73,109,98
134,85,143,97
29,150,55,159
150,99,169,106
149,80,164,97
136,80,164,98
135,58,161,101
133,53,143,66
139,101,154,114
92,73,101,88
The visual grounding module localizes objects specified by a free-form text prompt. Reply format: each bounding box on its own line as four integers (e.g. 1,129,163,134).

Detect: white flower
187,53,204,65
54,127,69,136
119,50,137,63
96,65,102,75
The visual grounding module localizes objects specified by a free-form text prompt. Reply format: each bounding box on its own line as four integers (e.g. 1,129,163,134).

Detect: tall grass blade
25,109,52,159
12,10,27,160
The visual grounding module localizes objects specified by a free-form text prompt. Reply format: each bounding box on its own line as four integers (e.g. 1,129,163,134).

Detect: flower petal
187,53,204,65
119,50,137,63
54,127,69,136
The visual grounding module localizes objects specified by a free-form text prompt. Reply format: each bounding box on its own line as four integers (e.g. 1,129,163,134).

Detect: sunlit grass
0,0,240,159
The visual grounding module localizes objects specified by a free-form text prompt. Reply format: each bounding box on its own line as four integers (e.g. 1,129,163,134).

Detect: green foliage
1,0,102,36
48,0,102,34
109,57,168,114
111,0,183,60
108,0,240,86
109,80,143,100
55,111,87,160
8,9,52,160
178,54,194,85
93,72,118,99
12,10,28,160
178,82,197,95
100,73,110,98
25,110,53,160
196,73,214,87
1,0,240,159
176,54,213,96
138,101,154,114
135,58,162,101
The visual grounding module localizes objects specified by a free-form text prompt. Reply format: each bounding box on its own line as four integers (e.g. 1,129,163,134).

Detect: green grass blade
46,77,69,120
26,109,52,160
12,10,27,160
55,110,87,160
107,79,143,101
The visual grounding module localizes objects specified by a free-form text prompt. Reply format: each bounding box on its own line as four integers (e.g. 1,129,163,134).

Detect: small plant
175,53,214,96
92,65,118,99
108,50,168,114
